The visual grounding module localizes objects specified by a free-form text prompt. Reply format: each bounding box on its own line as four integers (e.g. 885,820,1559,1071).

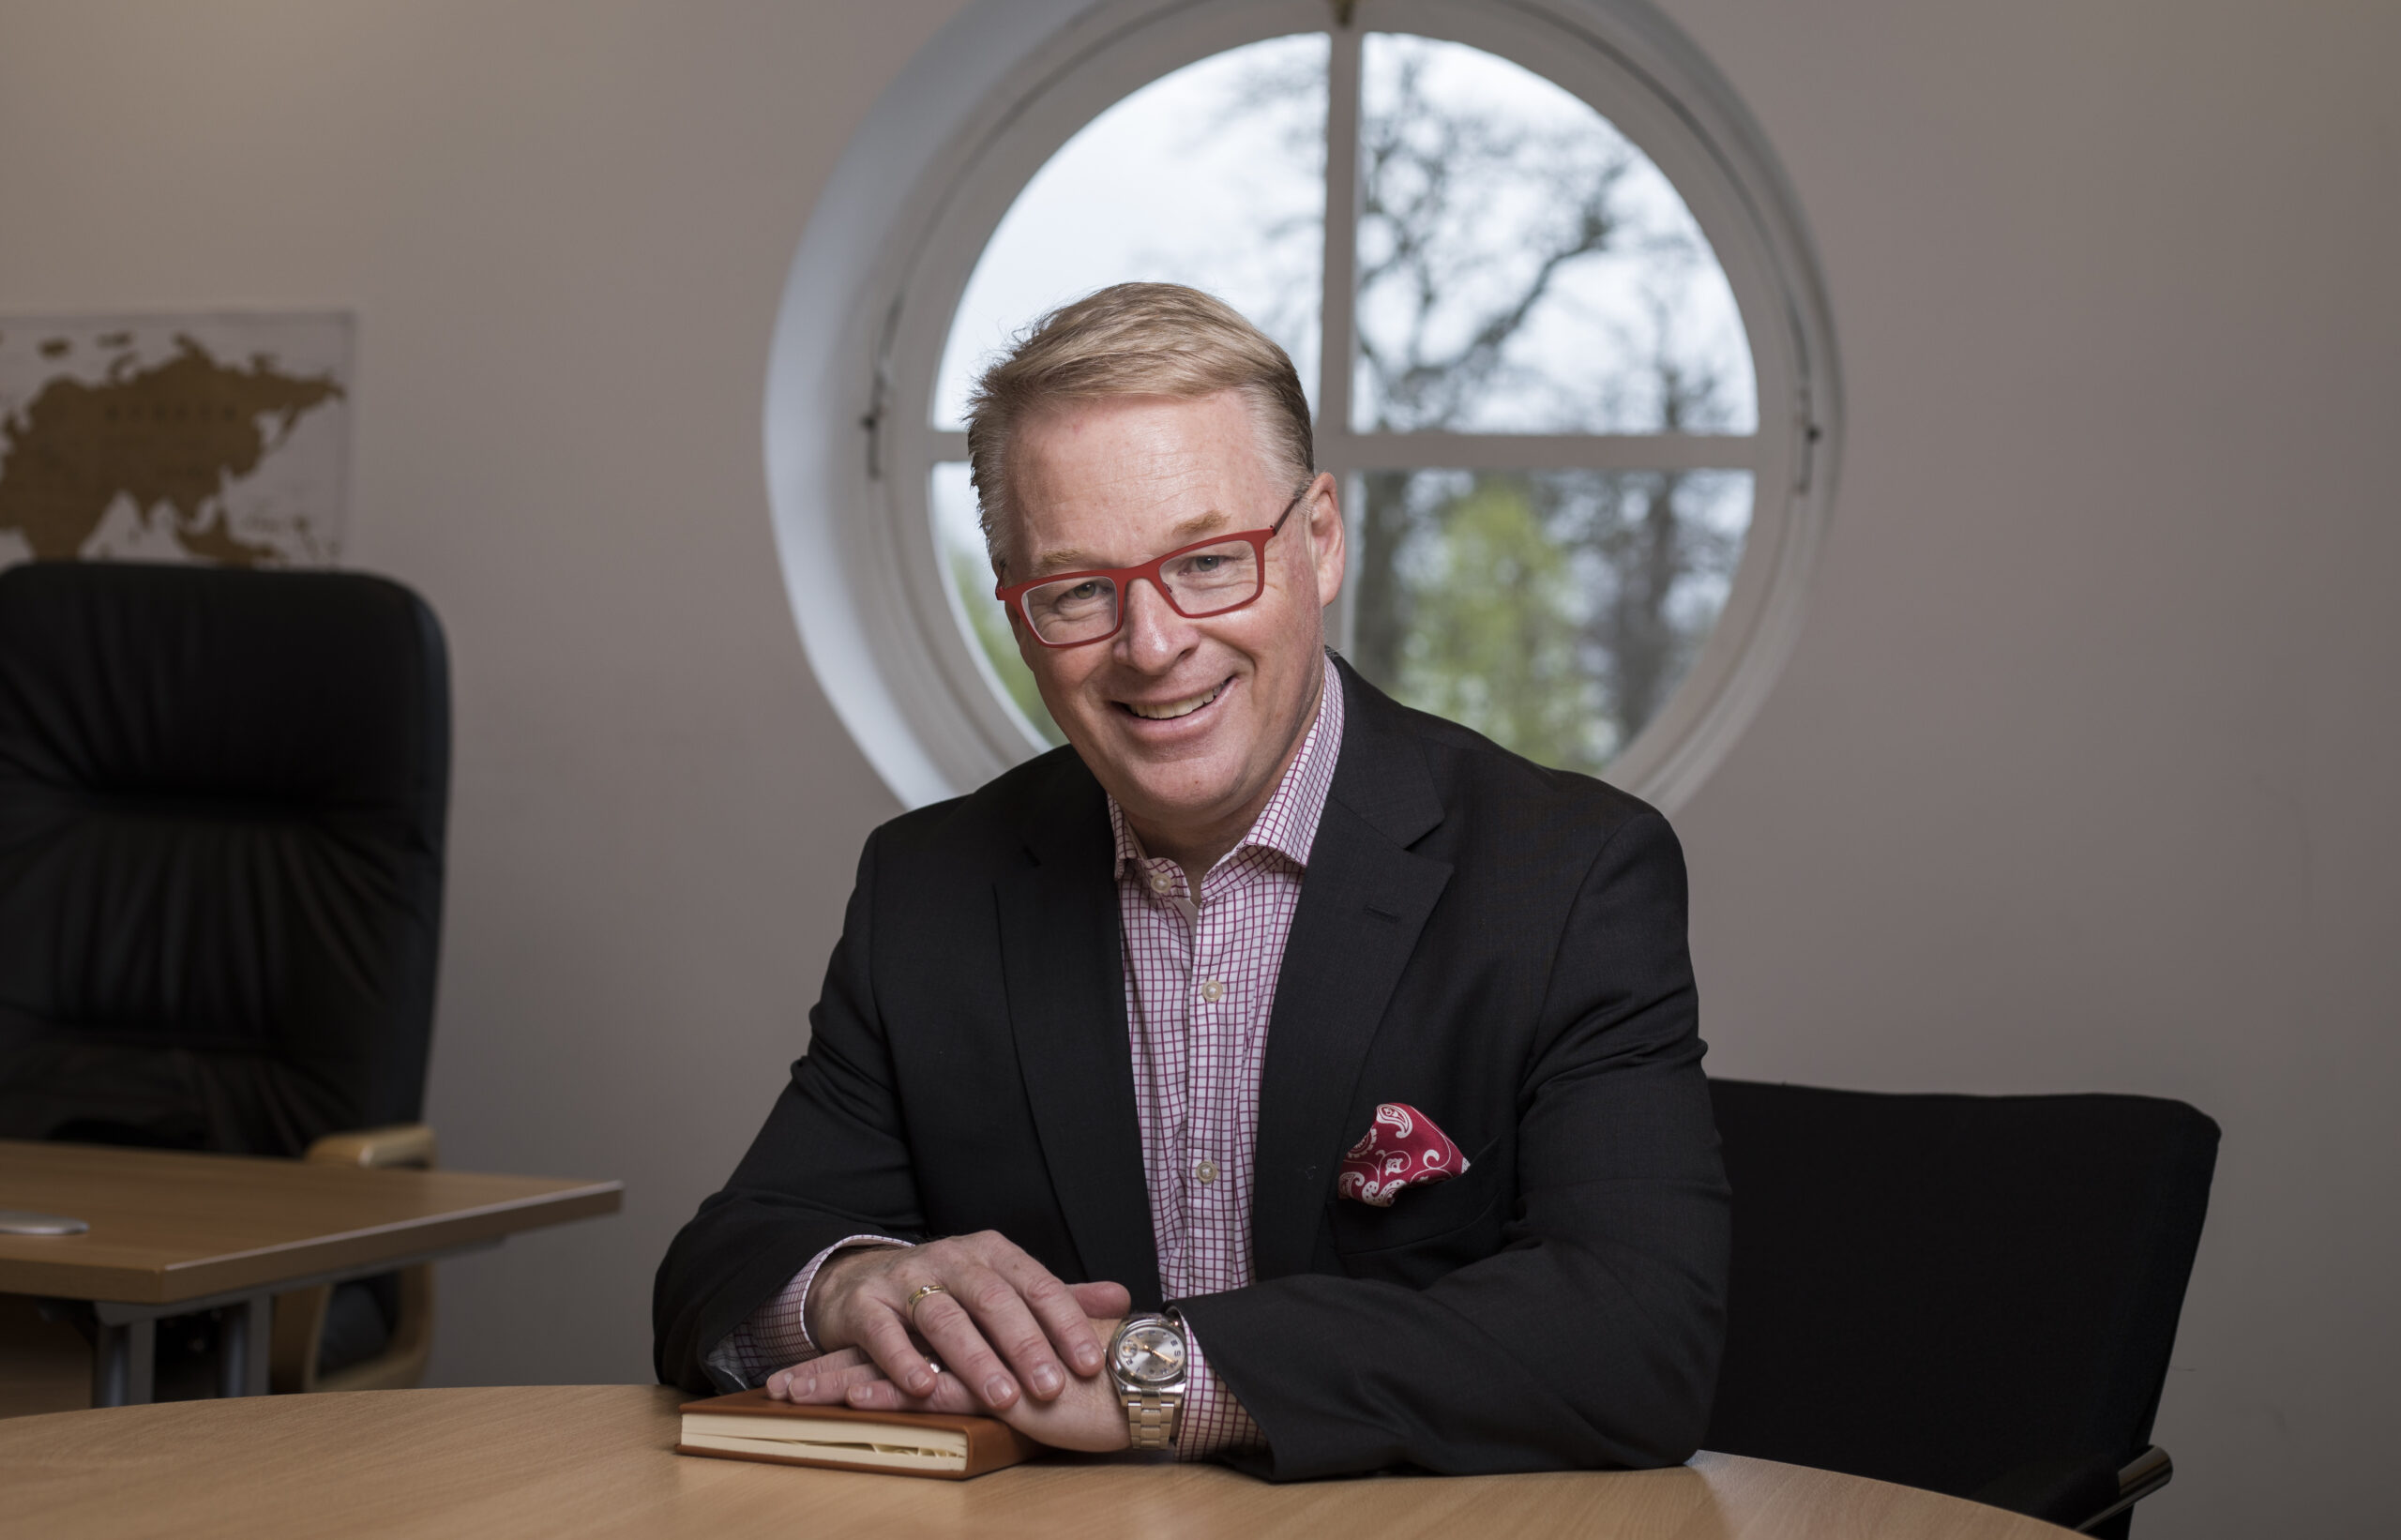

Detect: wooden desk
0,1140,621,1406
0,1385,2070,1540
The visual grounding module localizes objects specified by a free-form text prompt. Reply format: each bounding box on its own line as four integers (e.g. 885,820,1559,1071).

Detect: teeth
1127,683,1224,720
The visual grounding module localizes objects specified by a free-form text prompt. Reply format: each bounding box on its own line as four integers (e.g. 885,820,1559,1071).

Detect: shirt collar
1108,653,1346,880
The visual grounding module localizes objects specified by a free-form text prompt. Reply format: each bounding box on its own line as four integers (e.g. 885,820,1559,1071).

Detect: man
654,283,1729,1478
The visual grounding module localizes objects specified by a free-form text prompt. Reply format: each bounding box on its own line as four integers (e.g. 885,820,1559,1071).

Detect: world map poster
0,312,351,568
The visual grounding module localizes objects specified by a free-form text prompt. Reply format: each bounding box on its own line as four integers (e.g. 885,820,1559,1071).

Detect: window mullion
1320,21,1365,655
1317,20,1363,459
1341,431,1763,474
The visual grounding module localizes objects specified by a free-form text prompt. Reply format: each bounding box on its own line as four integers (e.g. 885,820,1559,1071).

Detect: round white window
768,0,1838,810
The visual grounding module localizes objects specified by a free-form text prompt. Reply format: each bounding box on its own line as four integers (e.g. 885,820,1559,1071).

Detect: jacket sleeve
1173,810,1730,1478
651,827,929,1392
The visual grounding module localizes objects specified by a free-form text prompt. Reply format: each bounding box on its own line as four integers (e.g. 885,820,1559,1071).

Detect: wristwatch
1107,1312,1188,1450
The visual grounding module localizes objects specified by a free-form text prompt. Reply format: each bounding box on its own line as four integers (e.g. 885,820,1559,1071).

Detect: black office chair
1701,1080,2217,1535
0,559,450,1401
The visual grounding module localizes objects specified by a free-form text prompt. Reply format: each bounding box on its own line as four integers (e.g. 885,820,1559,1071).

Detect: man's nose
1116,577,1195,670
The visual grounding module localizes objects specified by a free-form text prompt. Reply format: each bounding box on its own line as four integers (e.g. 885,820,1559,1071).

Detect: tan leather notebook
676,1388,1041,1480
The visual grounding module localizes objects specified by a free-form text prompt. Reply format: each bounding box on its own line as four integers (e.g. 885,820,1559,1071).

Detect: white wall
2,3,2393,1534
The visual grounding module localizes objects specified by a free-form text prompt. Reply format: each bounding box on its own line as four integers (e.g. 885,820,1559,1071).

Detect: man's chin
1106,762,1243,817
1083,743,1254,827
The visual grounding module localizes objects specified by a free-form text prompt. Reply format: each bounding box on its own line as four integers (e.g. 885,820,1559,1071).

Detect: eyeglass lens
1021,538,1265,644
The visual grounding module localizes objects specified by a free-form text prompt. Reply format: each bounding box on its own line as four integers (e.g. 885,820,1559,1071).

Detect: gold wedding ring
904,1281,949,1321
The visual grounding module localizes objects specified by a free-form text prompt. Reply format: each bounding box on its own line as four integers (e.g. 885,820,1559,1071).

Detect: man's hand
768,1317,1134,1453
801,1231,1131,1413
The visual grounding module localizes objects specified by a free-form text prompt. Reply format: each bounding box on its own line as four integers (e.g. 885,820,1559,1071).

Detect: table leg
217,1295,273,1397
92,1315,156,1408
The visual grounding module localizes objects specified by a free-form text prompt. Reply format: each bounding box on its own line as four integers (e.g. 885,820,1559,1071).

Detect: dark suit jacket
654,659,1729,1479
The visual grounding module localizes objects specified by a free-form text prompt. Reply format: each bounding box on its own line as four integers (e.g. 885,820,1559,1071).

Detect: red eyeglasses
994,487,1308,648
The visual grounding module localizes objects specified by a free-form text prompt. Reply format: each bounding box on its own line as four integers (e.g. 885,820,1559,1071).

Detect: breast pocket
1327,1139,1506,1288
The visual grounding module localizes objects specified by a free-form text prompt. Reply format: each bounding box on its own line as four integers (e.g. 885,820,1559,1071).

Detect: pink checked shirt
714,656,1346,1461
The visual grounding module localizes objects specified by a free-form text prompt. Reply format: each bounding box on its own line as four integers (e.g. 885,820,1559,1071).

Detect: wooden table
0,1385,2071,1539
0,1140,621,1407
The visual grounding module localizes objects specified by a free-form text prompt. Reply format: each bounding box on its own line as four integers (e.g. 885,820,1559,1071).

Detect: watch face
1113,1321,1186,1386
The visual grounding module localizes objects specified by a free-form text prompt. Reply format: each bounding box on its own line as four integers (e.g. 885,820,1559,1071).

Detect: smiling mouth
1120,680,1229,721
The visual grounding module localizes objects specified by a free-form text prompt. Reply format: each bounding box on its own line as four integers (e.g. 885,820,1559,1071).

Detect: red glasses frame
993,487,1308,649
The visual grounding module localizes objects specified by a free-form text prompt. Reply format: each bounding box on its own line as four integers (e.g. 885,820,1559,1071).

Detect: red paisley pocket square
1336,1102,1470,1207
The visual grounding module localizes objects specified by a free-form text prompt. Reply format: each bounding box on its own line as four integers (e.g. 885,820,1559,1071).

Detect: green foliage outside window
1397,477,1605,774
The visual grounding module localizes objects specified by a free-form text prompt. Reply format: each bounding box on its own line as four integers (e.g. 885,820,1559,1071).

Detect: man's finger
842,1369,979,1416
908,1281,1023,1411
854,1299,945,1398
765,1347,866,1401
947,1258,1078,1400
786,1348,981,1416
771,1349,888,1403
985,1251,1109,1379
1066,1279,1133,1325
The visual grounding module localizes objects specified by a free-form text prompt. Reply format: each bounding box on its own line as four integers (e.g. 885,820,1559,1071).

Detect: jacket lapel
994,760,1164,1306
1249,664,1451,1281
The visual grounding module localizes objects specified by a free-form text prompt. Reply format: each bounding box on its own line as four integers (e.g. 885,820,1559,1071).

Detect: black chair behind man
1702,1080,2217,1536
0,559,450,1401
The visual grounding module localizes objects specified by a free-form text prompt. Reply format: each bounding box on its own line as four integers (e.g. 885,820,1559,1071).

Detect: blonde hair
964,282,1314,577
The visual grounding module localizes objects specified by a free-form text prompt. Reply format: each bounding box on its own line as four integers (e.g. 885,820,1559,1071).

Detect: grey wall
1670,6,2400,1536
2,3,2393,1535
0,0,929,1392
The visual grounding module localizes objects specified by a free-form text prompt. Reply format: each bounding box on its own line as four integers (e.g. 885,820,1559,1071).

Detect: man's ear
1306,471,1346,610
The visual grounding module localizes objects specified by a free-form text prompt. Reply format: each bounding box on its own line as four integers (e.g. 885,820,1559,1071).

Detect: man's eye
1171,553,1249,584
1042,581,1105,610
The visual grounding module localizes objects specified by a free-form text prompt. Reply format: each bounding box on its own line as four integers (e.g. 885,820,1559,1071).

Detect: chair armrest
2077,1446,2173,1532
304,1123,437,1170
1971,1444,2173,1532
275,1123,441,1393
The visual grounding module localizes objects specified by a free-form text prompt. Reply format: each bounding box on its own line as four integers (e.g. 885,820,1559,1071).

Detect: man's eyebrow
1027,545,1102,576
1167,510,1231,542
1025,511,1234,576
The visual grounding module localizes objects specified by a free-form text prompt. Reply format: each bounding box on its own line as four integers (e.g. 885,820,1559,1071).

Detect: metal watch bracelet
1124,1388,1182,1450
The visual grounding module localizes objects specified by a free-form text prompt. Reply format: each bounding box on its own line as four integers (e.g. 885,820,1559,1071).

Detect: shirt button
1148,871,1174,895
1200,978,1225,1003
1195,1159,1218,1185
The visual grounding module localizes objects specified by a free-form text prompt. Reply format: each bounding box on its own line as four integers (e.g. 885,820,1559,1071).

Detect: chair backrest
0,561,449,1156
1703,1079,2218,1502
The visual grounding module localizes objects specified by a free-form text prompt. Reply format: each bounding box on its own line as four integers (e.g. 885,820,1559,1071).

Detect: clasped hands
764,1230,1135,1451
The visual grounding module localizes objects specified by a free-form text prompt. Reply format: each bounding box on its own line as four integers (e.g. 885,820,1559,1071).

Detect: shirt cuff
1172,1315,1264,1460
704,1234,913,1387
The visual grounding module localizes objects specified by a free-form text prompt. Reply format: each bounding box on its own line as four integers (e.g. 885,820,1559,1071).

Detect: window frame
767,0,1840,810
